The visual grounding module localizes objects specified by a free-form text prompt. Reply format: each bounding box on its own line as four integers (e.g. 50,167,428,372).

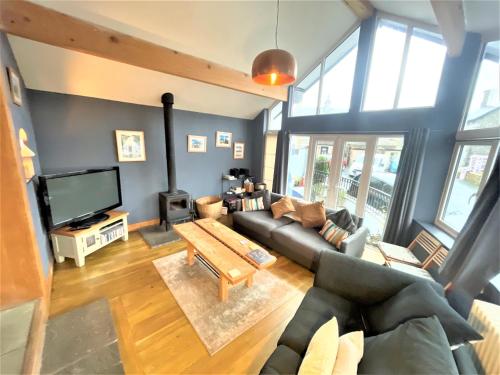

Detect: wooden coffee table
195,218,277,269
173,221,256,302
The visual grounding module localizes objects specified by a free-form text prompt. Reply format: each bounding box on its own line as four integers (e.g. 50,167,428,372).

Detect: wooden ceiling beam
0,0,288,101
344,0,374,20
430,0,466,57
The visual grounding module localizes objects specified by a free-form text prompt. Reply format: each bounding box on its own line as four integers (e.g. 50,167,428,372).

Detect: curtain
272,130,289,195
440,154,499,302
383,128,430,245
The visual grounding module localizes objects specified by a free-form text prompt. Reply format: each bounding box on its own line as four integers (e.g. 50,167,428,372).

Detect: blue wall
275,18,483,227
0,33,52,276
28,91,256,224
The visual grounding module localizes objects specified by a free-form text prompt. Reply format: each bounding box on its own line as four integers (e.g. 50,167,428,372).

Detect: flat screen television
39,167,122,230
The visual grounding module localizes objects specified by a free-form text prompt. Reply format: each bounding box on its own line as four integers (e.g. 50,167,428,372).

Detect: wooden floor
50,230,314,374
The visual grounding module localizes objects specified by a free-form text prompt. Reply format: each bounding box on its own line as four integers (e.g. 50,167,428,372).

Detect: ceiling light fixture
252,0,297,86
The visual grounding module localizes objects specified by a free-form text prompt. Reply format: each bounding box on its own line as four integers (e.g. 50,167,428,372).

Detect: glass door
364,136,404,236
307,139,335,204
335,140,369,215
286,135,310,199
286,134,404,236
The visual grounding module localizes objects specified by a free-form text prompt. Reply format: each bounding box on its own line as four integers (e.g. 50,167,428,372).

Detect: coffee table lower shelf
186,243,253,302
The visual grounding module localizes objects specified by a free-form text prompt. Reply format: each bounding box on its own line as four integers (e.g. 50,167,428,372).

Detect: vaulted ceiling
8,1,358,119
7,0,500,120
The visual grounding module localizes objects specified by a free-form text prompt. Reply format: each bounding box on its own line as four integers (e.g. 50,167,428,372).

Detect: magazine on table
247,248,273,265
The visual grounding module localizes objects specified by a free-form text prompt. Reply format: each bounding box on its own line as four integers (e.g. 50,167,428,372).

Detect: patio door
297,134,404,235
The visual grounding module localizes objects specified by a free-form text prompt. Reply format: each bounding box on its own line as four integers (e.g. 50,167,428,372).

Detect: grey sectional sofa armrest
339,227,368,258
313,250,444,305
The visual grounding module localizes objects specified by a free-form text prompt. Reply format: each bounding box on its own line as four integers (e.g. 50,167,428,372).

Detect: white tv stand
50,211,129,267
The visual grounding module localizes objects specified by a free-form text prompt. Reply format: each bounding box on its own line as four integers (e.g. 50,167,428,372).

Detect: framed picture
115,130,146,162
188,135,207,153
234,142,245,159
7,67,22,106
216,131,232,148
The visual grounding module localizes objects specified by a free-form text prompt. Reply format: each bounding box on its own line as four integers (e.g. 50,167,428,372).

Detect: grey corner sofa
260,250,478,375
233,193,369,271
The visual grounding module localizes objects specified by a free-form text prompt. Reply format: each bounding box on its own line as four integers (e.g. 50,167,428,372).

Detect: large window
436,142,498,234
436,41,500,236
262,102,283,188
363,18,447,111
463,41,500,131
269,102,283,131
291,28,360,117
263,133,278,189
286,134,404,235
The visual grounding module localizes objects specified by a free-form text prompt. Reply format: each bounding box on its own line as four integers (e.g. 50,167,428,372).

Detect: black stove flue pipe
161,93,177,194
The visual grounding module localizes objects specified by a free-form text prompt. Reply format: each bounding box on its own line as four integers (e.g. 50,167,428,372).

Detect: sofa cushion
272,221,337,253
260,345,302,375
358,316,459,374
278,287,363,356
232,210,293,239
452,345,479,375
250,190,271,210
298,201,327,228
298,317,339,375
332,331,364,375
271,197,296,219
364,281,482,346
327,209,358,234
241,196,265,211
319,220,350,248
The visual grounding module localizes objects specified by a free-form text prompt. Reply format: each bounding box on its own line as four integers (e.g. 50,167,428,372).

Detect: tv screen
39,167,122,229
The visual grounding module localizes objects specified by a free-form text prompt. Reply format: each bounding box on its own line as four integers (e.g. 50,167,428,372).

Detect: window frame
435,38,500,237
458,40,500,139
268,101,283,132
262,103,283,188
289,23,361,118
435,139,499,237
361,13,446,112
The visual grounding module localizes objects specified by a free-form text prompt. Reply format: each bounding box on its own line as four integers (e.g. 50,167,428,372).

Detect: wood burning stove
158,93,192,228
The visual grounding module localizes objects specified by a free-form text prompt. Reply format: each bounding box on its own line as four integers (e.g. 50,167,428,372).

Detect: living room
1,0,499,374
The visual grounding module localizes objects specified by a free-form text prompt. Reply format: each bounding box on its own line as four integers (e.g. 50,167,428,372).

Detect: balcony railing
311,170,392,215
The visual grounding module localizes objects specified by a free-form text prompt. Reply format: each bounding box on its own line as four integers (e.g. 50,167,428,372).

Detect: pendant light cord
275,0,280,49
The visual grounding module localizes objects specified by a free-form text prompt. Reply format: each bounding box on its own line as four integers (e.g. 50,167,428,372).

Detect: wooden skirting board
128,218,159,232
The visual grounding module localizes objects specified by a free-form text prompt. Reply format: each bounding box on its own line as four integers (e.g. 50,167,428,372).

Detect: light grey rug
41,299,123,374
153,251,298,355
139,224,181,248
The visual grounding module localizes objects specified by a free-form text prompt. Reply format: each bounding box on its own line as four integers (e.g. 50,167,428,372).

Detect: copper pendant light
252,0,297,86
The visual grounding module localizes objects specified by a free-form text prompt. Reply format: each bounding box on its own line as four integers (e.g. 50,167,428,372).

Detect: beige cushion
270,196,295,219
283,211,303,222
291,198,307,211
332,331,364,375
299,201,327,228
298,317,339,375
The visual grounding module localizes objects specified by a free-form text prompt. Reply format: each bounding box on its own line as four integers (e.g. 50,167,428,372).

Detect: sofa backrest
270,192,364,227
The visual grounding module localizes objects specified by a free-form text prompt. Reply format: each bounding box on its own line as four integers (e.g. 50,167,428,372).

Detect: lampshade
252,49,297,86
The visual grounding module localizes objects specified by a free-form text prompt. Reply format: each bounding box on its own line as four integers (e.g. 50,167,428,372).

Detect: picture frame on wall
7,67,22,106
188,135,207,153
115,130,146,162
233,142,245,159
215,131,232,148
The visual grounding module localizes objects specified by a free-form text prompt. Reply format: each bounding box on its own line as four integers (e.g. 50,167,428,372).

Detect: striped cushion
319,219,349,248
242,196,265,212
